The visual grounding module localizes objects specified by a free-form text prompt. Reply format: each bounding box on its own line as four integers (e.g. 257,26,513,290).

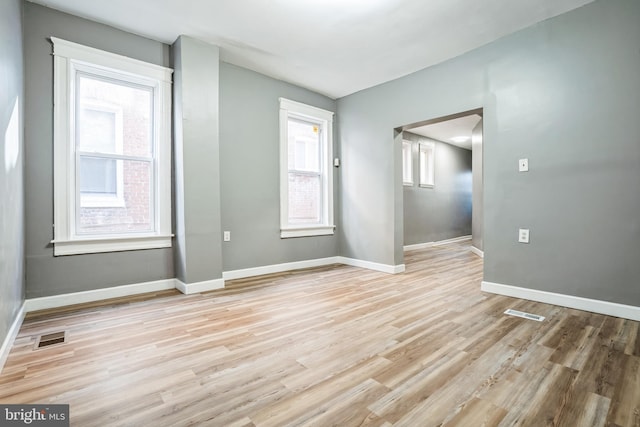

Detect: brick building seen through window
76,75,154,235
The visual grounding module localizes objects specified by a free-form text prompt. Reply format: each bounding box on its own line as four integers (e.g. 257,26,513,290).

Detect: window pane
77,73,153,157
79,157,117,194
288,173,321,224
78,109,116,153
288,118,320,172
77,159,153,234
402,141,413,184
420,143,435,187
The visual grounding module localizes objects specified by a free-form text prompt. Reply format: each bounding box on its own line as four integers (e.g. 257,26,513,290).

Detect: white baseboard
0,302,26,375
21,255,404,313
0,254,402,373
404,235,472,251
25,279,176,312
432,235,472,246
175,278,225,295
25,276,228,308
469,246,484,258
403,242,434,251
224,256,405,280
481,281,640,321
337,256,405,274
223,257,340,281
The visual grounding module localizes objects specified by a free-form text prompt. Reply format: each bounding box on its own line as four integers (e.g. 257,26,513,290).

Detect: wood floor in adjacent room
1,242,639,426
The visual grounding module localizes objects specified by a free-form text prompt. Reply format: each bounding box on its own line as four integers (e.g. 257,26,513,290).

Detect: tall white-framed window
402,140,413,186
279,98,335,238
419,141,435,187
52,38,173,256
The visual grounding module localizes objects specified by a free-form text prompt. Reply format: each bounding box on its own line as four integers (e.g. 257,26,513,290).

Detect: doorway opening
397,108,484,261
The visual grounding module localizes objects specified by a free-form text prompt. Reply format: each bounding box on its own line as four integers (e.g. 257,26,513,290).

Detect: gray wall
403,132,472,245
172,36,223,284
219,63,339,271
338,0,640,305
471,119,483,251
23,3,174,298
0,0,25,344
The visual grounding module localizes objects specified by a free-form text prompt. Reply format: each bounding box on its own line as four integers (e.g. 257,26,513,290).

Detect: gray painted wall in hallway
219,63,339,271
338,0,640,305
23,3,174,298
0,0,25,344
471,119,483,251
403,132,472,246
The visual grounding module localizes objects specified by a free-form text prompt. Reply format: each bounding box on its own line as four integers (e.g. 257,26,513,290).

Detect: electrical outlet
518,228,530,244
519,158,529,172
223,231,231,242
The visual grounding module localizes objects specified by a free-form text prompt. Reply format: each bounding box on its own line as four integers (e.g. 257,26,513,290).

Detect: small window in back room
402,140,413,186
419,142,435,187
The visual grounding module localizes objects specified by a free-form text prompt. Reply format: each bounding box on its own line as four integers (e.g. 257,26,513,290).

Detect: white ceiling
27,0,594,99
408,114,482,150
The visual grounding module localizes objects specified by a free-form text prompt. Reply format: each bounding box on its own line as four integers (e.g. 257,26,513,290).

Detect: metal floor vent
504,309,545,322
35,331,66,349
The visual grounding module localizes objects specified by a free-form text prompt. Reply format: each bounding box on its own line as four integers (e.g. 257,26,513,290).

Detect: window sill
281,225,335,239
52,234,173,256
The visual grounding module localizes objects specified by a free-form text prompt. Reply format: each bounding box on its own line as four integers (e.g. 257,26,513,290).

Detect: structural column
172,36,224,293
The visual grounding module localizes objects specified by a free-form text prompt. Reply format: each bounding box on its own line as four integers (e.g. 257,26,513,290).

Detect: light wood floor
1,242,639,426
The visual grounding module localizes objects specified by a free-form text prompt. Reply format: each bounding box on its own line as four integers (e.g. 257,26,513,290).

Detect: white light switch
223,231,231,242
519,158,529,172
518,228,530,244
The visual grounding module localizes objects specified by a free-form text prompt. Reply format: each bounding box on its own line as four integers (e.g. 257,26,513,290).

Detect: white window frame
279,98,335,238
402,140,413,186
77,100,125,208
419,141,435,188
52,37,173,256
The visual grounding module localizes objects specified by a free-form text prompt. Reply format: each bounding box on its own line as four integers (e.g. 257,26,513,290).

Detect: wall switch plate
334,158,340,167
223,231,231,242
518,228,530,243
519,158,529,172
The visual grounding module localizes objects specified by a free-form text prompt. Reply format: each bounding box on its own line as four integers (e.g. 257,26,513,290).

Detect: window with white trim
419,141,435,187
52,38,173,256
279,98,335,238
402,140,413,186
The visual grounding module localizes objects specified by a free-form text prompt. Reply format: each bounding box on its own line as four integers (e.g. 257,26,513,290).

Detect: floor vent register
504,309,545,322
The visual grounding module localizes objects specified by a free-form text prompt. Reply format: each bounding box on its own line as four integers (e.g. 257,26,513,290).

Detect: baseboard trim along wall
469,246,484,258
0,303,26,375
481,281,640,322
223,257,340,281
25,279,177,312
24,277,229,311
404,235,472,251
23,255,404,313
403,242,433,251
0,255,403,373
224,257,406,280
175,278,225,295
337,256,405,274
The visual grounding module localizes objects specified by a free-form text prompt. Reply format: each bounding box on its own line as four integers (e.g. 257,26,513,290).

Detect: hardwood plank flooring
1,241,639,426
